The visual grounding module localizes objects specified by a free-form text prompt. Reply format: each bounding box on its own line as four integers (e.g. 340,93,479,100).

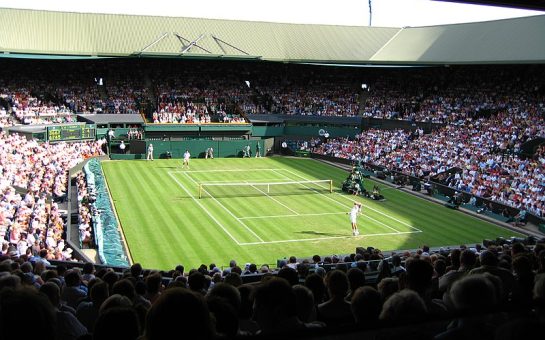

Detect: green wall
252,126,284,137
146,140,266,159
97,127,131,139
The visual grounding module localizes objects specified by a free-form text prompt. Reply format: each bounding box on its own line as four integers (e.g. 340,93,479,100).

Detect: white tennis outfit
349,206,360,223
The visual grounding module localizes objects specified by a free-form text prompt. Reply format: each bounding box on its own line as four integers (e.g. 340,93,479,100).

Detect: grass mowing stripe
182,172,265,243
167,171,242,245
125,164,177,264
110,165,161,260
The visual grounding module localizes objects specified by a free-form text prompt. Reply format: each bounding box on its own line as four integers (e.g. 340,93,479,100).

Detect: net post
198,184,202,199
329,180,333,193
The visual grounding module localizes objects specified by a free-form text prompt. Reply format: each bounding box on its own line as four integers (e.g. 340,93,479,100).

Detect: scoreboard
47,124,96,142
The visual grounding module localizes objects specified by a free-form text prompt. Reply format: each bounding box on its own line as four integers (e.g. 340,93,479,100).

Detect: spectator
145,288,214,340
0,287,56,340
405,257,447,316
469,250,515,303
346,267,366,301
293,284,320,323
238,284,259,335
379,289,428,324
317,270,354,327
377,277,399,302
62,269,87,309
436,274,499,340
77,280,109,332
351,286,382,326
252,278,322,335
93,307,140,340
145,272,163,303
439,249,477,298
40,282,88,340
304,273,327,305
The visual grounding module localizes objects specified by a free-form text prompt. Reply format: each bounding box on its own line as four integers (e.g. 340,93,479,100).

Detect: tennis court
103,157,522,270
170,168,421,245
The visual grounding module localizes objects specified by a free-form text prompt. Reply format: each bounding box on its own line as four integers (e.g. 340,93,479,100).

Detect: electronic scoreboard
47,124,96,142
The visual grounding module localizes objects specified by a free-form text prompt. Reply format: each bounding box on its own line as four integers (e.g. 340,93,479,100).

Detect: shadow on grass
169,196,192,200
298,230,348,237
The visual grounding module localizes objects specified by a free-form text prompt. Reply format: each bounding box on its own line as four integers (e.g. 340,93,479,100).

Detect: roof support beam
135,32,170,55
211,35,250,56
174,33,212,54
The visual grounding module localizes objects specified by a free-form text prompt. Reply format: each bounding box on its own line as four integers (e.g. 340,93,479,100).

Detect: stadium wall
143,139,268,158
251,125,284,137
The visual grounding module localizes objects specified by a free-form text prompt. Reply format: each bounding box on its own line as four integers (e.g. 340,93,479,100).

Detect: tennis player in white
348,202,362,236
183,150,190,169
147,144,154,160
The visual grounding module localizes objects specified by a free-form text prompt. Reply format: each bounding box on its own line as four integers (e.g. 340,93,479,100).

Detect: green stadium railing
294,150,310,157
76,158,129,267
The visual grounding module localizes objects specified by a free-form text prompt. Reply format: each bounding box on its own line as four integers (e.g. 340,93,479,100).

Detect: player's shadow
170,196,190,200
298,230,347,237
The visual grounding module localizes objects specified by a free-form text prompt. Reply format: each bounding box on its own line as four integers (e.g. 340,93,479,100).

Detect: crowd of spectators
261,84,360,117
359,65,545,124
1,241,545,339
312,104,545,216
152,102,212,124
1,60,543,125
0,132,105,264
149,62,255,124
250,65,362,117
0,102,14,127
75,172,96,247
0,87,78,125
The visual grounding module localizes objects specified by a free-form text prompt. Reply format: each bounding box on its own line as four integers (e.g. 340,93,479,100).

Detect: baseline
239,230,421,246
171,168,286,173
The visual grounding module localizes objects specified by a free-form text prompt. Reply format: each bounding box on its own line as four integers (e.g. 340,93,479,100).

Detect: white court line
196,178,290,183
239,230,421,246
269,170,404,232
239,212,346,220
245,181,300,215
279,168,422,232
171,168,285,173
182,172,265,243
167,172,241,245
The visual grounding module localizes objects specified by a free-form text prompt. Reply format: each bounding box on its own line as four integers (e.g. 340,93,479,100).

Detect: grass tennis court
102,157,523,270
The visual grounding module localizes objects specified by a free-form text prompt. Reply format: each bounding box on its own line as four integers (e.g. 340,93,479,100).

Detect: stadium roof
0,8,544,64
369,15,545,64
437,0,545,11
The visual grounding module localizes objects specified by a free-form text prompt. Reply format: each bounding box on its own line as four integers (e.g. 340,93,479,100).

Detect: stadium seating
2,240,545,339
